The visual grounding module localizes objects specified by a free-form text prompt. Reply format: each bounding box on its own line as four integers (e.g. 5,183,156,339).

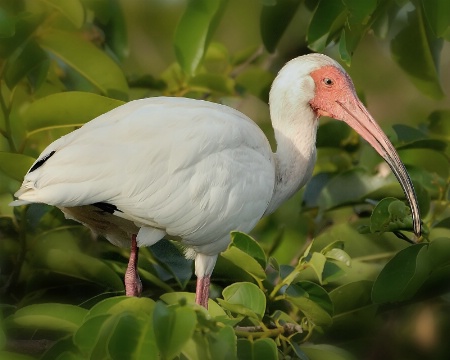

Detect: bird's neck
265,95,319,215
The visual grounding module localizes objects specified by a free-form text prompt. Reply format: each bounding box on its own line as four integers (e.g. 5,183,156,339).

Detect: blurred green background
0,0,449,359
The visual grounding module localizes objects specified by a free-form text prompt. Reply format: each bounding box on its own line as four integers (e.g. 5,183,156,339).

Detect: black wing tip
29,151,56,173
92,202,123,214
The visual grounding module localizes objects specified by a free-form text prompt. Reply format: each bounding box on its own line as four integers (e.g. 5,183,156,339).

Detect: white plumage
11,54,421,307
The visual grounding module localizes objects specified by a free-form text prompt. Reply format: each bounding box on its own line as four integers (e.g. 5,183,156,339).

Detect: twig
6,339,55,355
235,323,303,339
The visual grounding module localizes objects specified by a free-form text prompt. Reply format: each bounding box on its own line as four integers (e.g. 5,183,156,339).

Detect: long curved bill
338,98,422,241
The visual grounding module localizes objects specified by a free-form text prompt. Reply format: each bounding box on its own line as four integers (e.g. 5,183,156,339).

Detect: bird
10,53,422,308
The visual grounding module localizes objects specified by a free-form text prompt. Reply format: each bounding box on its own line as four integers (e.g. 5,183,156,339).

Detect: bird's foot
125,234,142,297
195,275,210,309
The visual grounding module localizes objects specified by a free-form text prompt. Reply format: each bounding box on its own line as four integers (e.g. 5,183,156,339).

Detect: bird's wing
14,97,275,249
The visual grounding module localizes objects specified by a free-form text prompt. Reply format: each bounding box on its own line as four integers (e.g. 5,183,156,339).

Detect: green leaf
174,0,227,76
24,92,124,134
328,281,378,341
0,314,6,349
160,292,227,318
428,109,450,140
235,66,273,102
78,310,157,360
44,0,85,28
392,124,448,151
420,0,450,37
84,296,156,321
308,0,346,52
148,240,193,289
219,282,266,320
4,40,49,90
189,73,234,95
106,311,157,360
73,314,111,354
7,303,87,332
339,0,377,64
0,352,36,360
391,8,444,99
0,13,42,58
316,121,356,149
0,152,35,181
253,338,278,360
208,325,237,360
300,344,357,360
35,248,124,291
369,197,414,234
38,30,129,99
329,280,373,315
372,244,430,303
237,338,278,360
307,252,327,283
153,302,197,359
40,337,80,360
260,0,302,53
221,235,267,281
398,148,449,179
285,281,333,326
102,0,129,62
317,168,392,210
324,248,351,267
230,232,266,269
0,7,15,38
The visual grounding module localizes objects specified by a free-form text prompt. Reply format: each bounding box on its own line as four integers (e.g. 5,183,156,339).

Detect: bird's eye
323,78,334,86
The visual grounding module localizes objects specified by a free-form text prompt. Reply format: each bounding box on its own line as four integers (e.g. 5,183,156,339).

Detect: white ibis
11,54,421,308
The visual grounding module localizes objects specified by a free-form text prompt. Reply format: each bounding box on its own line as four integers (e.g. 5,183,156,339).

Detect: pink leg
125,234,142,297
195,275,211,309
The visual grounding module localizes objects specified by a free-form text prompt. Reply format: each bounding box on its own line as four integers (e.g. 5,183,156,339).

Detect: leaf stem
269,263,308,299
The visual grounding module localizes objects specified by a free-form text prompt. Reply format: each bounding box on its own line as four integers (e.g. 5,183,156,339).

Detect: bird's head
273,53,422,239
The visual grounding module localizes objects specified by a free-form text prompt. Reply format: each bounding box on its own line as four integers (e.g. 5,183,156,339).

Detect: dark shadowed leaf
35,248,124,291
0,8,15,37
260,0,302,53
329,280,373,315
308,0,346,52
102,0,129,62
420,0,450,37
391,9,444,99
372,243,429,303
4,40,48,90
339,0,377,64
286,281,333,326
428,109,450,141
148,240,193,289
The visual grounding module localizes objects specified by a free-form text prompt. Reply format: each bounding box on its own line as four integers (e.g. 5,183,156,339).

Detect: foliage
0,0,449,359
